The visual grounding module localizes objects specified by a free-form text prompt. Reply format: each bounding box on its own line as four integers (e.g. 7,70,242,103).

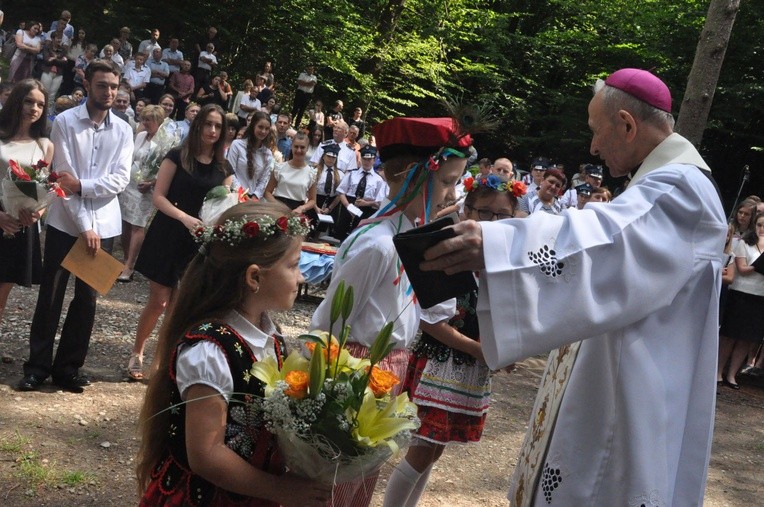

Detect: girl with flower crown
311,116,473,506
136,200,330,506
383,174,525,507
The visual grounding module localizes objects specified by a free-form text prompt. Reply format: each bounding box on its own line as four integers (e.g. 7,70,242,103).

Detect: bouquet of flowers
251,281,419,484
134,119,181,183
199,185,249,225
1,159,65,220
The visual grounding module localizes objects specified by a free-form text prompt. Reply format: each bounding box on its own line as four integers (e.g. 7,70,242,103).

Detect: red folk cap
372,117,472,161
604,68,672,113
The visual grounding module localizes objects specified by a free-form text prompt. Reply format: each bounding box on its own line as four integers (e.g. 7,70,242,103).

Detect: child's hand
278,474,331,506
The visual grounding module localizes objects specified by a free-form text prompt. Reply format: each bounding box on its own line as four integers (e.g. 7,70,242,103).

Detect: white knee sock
405,462,433,507
383,458,422,507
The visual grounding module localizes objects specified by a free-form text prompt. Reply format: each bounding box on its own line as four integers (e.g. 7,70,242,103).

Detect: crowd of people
0,9,761,507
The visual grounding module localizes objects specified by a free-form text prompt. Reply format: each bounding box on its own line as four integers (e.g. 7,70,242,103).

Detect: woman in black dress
127,104,232,379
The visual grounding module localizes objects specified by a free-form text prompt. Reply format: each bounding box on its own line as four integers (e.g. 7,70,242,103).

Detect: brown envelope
61,238,125,295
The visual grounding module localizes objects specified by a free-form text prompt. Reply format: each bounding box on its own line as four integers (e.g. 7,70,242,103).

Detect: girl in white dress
117,105,166,282
0,80,54,321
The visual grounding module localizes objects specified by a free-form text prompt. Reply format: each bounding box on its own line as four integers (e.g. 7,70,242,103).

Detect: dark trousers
334,196,375,241
24,226,114,380
291,89,313,128
174,99,188,121
145,82,166,104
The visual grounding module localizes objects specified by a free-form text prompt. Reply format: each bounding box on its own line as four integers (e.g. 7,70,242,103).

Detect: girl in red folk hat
310,117,472,506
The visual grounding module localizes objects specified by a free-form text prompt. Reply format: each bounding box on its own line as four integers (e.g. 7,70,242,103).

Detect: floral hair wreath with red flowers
463,173,527,198
192,214,312,253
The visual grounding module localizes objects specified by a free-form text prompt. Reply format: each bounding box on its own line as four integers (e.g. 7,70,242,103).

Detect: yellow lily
250,351,309,396
350,390,418,453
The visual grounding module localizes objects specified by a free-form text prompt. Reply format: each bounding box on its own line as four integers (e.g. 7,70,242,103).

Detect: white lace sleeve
175,342,234,403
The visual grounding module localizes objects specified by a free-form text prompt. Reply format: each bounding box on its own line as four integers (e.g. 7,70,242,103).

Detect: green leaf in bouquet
338,325,350,350
330,280,346,325
368,322,394,366
309,342,326,399
14,181,39,200
311,413,362,457
350,370,370,399
341,285,354,321
204,185,231,201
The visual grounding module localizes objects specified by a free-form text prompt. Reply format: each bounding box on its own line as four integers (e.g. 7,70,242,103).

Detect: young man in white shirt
17,61,134,394
236,87,261,126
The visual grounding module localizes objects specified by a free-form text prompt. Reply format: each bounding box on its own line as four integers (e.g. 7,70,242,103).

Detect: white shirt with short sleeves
175,311,279,401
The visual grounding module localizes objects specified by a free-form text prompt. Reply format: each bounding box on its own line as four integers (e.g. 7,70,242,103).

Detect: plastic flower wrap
134,118,181,183
1,159,66,220
250,281,419,484
199,185,249,225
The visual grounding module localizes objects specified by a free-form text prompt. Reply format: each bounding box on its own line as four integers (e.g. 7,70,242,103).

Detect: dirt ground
0,275,762,506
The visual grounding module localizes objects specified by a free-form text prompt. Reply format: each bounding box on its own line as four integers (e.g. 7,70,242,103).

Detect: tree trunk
675,0,741,146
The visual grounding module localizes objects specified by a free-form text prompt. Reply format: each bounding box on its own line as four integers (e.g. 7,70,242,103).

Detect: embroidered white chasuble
478,134,726,506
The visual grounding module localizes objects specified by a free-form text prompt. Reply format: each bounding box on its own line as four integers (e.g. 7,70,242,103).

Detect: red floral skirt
405,354,490,444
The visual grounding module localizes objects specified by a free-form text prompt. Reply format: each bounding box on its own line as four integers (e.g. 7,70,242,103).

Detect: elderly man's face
588,91,632,178
333,126,347,142
113,95,130,112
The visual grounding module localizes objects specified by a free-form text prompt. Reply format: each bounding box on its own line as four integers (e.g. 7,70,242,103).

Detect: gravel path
0,272,762,506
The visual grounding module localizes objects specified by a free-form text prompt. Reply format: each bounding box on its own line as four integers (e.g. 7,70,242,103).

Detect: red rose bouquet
1,159,66,220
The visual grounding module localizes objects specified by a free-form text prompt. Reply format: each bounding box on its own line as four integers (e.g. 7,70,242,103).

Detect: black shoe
16,374,45,392
724,379,740,390
52,374,91,393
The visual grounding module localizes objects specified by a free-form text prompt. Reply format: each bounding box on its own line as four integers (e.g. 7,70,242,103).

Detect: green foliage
6,0,760,192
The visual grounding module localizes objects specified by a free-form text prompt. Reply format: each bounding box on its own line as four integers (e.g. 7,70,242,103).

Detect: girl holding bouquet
128,104,232,380
0,79,53,322
136,201,330,506
311,116,474,506
116,105,166,282
384,175,524,507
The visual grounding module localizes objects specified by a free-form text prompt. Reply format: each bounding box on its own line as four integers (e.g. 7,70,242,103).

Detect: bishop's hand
421,220,485,274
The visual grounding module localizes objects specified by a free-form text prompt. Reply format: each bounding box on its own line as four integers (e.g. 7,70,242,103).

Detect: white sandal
127,353,143,380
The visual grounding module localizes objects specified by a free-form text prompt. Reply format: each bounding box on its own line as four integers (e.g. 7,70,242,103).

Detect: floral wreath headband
464,173,527,198
192,214,312,253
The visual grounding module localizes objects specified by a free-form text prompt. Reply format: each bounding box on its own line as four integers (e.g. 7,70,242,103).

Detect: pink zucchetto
604,68,672,113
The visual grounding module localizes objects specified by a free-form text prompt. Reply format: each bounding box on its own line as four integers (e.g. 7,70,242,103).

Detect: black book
393,214,477,309
751,252,764,275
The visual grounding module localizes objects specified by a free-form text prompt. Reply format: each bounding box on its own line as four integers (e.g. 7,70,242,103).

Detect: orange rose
284,370,309,399
306,341,340,362
368,366,400,396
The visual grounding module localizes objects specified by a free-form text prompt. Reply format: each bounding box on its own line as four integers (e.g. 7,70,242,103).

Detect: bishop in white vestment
422,69,727,506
